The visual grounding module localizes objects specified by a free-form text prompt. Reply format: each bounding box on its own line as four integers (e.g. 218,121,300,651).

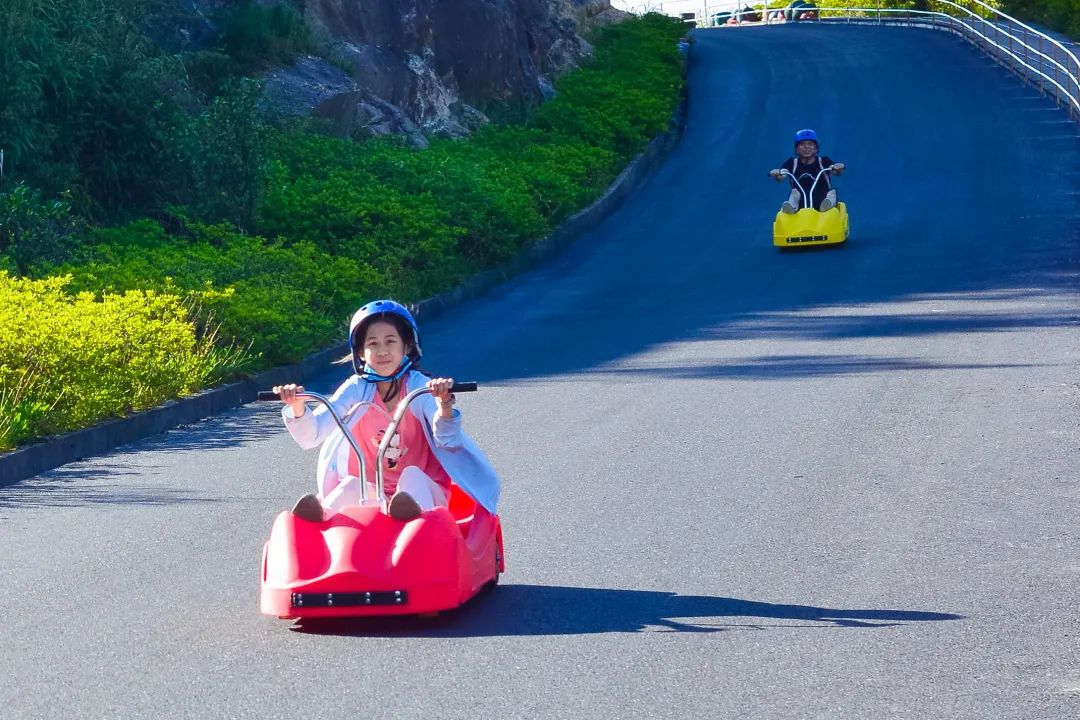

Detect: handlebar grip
450,381,478,393
256,391,280,401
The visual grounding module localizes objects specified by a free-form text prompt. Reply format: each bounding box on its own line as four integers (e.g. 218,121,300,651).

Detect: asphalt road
3,24,1079,720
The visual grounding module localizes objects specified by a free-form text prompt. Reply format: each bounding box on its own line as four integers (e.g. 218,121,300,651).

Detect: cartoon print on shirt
371,428,408,469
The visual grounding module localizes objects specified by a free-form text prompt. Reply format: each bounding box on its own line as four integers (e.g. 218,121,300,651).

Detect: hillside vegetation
0,7,686,451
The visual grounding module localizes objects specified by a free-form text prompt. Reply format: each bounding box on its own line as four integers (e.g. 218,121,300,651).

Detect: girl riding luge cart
274,299,500,522
259,299,504,618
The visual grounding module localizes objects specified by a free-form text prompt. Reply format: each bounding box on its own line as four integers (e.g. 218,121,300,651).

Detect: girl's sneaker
291,493,325,522
388,491,423,521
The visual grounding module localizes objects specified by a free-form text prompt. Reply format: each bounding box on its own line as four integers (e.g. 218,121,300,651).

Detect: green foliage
1002,0,1080,36
1,13,686,450
216,1,313,70
533,14,683,159
0,368,54,451
167,79,269,229
57,219,377,366
183,50,239,102
0,0,273,222
0,183,82,273
0,271,237,451
815,1,913,6
815,0,1079,37
0,0,195,214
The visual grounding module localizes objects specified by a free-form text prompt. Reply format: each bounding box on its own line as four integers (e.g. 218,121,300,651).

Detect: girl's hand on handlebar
273,383,307,417
830,163,845,174
428,377,456,418
769,168,784,181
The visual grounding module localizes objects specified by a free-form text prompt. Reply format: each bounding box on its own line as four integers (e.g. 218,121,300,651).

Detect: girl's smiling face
796,140,818,159
361,319,408,374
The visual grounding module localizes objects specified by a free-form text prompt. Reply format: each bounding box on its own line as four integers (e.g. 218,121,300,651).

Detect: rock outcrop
164,0,628,140
257,0,624,140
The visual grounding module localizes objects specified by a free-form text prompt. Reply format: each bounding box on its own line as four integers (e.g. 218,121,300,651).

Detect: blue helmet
348,299,422,381
794,128,819,148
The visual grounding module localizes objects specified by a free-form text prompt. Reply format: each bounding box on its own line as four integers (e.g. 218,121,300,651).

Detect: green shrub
167,79,268,229
216,1,313,69
0,0,196,214
183,50,238,101
58,220,380,366
1002,0,1080,36
0,183,83,273
0,270,238,451
532,14,683,160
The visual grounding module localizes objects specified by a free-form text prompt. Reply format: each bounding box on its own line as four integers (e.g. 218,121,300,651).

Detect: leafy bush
0,0,195,214
59,220,379,366
1002,0,1080,36
0,183,83,273
533,14,683,159
216,1,313,70
0,1,272,221
167,79,269,229
0,271,241,451
183,50,239,103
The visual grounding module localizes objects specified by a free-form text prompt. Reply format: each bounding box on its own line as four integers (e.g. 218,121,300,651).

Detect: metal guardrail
628,0,1080,121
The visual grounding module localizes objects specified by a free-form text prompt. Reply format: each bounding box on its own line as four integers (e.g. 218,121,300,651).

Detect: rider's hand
831,163,845,174
274,383,307,418
769,169,783,181
428,378,457,418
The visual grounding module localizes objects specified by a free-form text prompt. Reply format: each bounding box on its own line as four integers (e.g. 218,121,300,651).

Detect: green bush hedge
0,271,244,450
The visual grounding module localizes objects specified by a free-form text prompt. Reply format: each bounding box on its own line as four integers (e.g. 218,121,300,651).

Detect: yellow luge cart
772,166,849,249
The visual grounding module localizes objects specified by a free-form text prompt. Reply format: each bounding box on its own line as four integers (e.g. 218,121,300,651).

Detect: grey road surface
3,24,1079,720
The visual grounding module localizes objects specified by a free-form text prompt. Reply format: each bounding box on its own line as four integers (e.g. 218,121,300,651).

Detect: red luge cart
258,384,504,619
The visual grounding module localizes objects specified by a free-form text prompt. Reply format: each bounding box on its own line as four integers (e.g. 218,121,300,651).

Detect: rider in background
769,129,845,213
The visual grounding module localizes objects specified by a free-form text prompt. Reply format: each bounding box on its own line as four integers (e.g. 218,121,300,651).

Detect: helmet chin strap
359,356,414,383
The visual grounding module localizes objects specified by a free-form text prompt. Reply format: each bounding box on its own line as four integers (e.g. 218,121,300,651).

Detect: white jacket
281,371,501,513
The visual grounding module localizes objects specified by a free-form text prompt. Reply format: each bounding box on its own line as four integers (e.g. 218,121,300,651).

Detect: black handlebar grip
256,390,280,401
450,381,478,393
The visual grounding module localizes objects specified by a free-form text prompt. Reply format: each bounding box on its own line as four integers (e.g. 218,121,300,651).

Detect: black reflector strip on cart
292,591,408,608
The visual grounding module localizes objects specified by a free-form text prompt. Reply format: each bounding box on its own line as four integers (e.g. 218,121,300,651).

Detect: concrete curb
0,88,688,488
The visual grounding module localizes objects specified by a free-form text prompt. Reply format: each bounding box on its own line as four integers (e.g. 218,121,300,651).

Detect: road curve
2,24,1079,720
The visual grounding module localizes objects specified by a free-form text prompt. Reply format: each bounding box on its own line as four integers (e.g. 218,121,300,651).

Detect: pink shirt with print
346,382,453,497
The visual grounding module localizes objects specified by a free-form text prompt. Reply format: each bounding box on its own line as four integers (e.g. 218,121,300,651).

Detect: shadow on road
287,584,963,637
583,355,1040,380
0,466,221,509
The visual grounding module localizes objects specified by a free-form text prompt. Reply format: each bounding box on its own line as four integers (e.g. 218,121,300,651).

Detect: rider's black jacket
781,155,836,210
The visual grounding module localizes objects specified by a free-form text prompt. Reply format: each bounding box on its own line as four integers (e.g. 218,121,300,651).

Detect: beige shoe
783,188,801,214
819,190,837,212
388,491,423,521
291,493,325,522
